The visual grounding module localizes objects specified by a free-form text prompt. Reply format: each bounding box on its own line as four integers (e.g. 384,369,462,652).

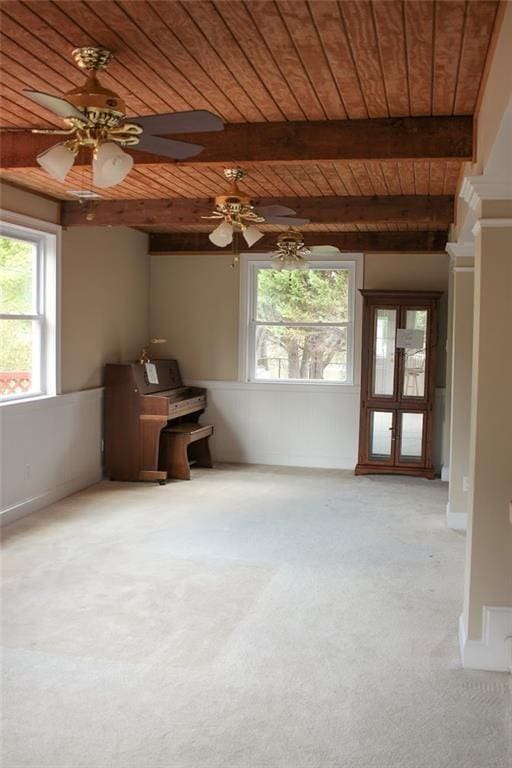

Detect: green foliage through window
0,235,37,390
254,267,351,382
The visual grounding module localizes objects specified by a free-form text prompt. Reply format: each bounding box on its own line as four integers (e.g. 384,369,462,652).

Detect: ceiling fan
202,168,310,247
19,46,224,188
271,228,311,269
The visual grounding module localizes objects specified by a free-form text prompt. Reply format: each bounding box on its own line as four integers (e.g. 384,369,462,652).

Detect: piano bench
160,423,214,481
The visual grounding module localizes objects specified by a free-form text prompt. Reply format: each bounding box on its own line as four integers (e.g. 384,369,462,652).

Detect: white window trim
239,251,363,387
0,209,61,403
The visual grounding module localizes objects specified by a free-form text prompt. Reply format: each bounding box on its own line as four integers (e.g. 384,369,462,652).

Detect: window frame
239,252,363,386
0,211,61,404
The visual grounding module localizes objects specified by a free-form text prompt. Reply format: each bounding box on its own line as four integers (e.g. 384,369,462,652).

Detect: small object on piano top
138,337,167,364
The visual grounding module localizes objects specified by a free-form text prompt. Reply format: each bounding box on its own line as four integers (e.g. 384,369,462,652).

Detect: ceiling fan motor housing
65,48,126,129
65,74,126,128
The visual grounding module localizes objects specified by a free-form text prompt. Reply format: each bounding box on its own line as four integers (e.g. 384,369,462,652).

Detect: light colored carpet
1,464,510,768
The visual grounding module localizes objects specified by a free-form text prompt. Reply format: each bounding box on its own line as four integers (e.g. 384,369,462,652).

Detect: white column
440,264,454,482
445,244,474,530
459,217,512,671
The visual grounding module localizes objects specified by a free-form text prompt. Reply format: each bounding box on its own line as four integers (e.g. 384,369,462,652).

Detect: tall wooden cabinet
355,290,442,479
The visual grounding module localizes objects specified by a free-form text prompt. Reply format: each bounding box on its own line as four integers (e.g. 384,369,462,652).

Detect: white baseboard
441,465,450,482
446,503,468,531
214,450,356,470
459,607,512,672
0,469,102,527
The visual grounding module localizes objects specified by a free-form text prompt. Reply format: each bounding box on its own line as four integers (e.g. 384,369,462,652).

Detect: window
243,257,359,384
0,217,59,402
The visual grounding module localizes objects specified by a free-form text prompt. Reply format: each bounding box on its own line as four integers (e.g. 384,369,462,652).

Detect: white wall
0,389,103,525
1,192,149,525
190,379,446,472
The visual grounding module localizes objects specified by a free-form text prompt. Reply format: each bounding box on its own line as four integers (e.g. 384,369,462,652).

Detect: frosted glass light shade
93,142,133,188
272,254,310,270
243,225,264,247
37,142,76,182
209,220,233,247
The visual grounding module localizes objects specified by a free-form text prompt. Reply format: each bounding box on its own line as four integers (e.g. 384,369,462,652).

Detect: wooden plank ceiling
0,0,501,251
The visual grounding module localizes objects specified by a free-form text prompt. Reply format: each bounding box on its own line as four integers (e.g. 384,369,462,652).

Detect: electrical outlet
462,476,470,493
25,464,31,480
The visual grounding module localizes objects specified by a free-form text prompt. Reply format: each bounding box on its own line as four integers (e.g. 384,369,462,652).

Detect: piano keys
104,359,208,483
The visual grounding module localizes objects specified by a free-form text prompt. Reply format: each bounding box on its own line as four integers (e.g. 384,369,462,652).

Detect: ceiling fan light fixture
36,142,77,182
272,256,310,271
209,220,234,247
92,141,133,188
243,225,264,247
272,228,311,270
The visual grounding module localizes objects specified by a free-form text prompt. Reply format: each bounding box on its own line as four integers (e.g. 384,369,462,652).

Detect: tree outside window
0,234,41,398
250,264,353,383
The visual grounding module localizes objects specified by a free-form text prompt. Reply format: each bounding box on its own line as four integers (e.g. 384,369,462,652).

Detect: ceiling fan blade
209,221,234,247
310,245,341,254
134,132,204,160
255,205,297,218
127,110,223,135
264,216,310,226
23,91,90,123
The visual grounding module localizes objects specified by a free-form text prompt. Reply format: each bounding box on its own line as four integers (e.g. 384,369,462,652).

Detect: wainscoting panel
0,388,103,525
189,381,446,473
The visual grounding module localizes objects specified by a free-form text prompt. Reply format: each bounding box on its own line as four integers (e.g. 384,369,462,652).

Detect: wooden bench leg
167,436,191,480
191,436,213,468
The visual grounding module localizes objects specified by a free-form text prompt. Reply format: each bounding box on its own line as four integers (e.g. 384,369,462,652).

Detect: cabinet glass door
368,410,396,463
398,412,425,464
371,308,397,397
402,309,428,399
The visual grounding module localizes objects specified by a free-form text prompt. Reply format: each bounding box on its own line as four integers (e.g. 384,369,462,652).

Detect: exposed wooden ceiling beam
0,116,472,169
62,195,453,228
149,231,448,254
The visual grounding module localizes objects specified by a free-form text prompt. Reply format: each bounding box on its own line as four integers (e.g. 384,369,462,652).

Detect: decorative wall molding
459,607,512,672
472,217,512,235
446,241,474,259
460,177,512,211
446,243,475,275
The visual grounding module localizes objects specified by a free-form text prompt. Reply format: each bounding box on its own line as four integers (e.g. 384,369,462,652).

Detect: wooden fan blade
128,110,223,135
264,216,310,226
255,205,297,218
135,132,204,160
23,91,90,123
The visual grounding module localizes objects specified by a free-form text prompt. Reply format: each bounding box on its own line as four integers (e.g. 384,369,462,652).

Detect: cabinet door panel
397,411,425,465
401,308,429,401
368,410,397,464
371,307,398,398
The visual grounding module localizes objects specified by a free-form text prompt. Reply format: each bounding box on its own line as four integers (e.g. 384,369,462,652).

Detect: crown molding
446,242,474,271
472,218,512,235
446,241,474,258
460,176,512,211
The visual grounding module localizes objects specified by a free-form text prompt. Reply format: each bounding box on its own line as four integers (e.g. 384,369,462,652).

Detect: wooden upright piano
104,359,208,483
